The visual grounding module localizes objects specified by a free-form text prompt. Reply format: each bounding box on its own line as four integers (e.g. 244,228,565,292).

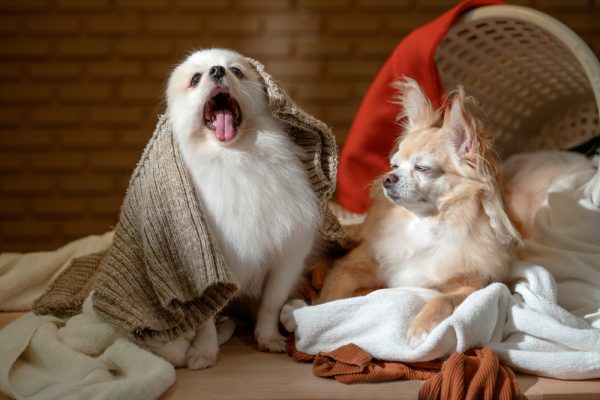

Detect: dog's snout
383,173,399,189
209,65,226,80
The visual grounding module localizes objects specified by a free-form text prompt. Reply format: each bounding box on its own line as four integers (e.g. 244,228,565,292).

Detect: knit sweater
33,56,352,343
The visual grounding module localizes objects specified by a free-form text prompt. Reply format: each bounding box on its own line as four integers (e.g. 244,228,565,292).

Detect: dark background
1,0,599,251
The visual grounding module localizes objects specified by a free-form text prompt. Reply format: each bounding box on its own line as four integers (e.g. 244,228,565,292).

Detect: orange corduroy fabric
287,340,520,400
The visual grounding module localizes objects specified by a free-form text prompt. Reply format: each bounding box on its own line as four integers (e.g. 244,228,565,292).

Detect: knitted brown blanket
32,56,352,343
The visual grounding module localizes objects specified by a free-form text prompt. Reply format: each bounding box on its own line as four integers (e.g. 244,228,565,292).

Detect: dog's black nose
382,173,399,189
209,65,226,79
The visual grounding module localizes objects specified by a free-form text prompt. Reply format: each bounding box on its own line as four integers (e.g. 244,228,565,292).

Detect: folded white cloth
0,297,175,400
0,232,114,311
286,159,600,380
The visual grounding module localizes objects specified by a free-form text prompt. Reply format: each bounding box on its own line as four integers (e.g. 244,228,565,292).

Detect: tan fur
317,243,380,303
408,275,485,338
319,78,520,345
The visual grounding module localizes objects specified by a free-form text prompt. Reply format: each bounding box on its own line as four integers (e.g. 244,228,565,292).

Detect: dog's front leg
186,316,219,369
254,232,314,353
407,276,484,348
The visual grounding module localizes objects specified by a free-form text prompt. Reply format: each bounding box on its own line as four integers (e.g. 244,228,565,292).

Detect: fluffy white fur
162,48,319,369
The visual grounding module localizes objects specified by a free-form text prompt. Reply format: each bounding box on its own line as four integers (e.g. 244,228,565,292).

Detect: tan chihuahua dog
318,78,520,347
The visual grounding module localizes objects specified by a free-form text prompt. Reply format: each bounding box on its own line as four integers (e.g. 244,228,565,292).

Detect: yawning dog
318,78,520,347
160,48,320,368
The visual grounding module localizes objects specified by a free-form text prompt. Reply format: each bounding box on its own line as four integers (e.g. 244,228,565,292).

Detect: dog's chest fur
178,125,318,295
371,210,461,288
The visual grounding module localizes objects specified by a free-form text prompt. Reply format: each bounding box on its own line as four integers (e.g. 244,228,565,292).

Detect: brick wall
1,0,599,252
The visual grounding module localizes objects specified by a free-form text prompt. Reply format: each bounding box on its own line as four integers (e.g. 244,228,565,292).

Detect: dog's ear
443,87,474,155
392,77,437,130
445,87,521,246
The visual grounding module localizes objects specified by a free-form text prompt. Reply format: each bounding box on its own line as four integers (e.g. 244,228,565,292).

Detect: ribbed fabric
33,57,352,344
288,339,520,400
420,348,520,400
33,116,238,343
311,343,439,384
32,251,104,318
246,57,355,250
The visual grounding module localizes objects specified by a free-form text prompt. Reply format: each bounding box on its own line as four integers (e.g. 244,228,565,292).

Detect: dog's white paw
149,336,191,368
256,331,287,353
185,346,218,370
186,323,220,370
280,298,307,333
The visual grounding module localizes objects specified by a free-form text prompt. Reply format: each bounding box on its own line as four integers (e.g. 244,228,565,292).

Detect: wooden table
1,312,599,399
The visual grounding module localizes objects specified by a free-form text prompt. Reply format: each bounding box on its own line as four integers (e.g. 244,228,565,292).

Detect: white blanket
284,160,600,380
0,231,175,399
0,232,114,311
0,297,175,400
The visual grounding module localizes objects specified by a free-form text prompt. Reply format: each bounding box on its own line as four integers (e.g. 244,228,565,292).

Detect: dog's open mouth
203,88,242,143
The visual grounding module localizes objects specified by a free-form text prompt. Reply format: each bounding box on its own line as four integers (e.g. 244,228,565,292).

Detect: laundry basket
337,0,600,216
435,5,600,157
334,4,600,222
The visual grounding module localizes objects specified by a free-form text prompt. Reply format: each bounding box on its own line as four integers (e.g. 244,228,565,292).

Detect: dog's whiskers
239,87,257,115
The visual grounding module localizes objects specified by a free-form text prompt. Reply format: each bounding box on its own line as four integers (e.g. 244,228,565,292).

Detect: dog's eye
391,164,399,170
230,67,243,78
414,165,431,173
190,73,201,87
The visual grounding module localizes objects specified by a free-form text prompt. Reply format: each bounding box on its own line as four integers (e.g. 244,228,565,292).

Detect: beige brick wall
1,0,599,251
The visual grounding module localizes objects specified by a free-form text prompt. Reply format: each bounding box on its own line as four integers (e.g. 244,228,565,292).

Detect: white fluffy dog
160,48,320,369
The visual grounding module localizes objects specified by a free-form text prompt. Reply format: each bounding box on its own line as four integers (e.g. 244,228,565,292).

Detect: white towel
0,297,175,400
285,160,600,380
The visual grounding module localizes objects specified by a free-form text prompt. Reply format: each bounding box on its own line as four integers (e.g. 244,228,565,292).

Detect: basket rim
454,4,600,121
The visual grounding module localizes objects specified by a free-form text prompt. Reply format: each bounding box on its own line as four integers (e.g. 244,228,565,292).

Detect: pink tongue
214,110,235,142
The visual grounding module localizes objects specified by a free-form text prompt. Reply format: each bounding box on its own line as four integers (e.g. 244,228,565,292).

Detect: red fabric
337,0,504,214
